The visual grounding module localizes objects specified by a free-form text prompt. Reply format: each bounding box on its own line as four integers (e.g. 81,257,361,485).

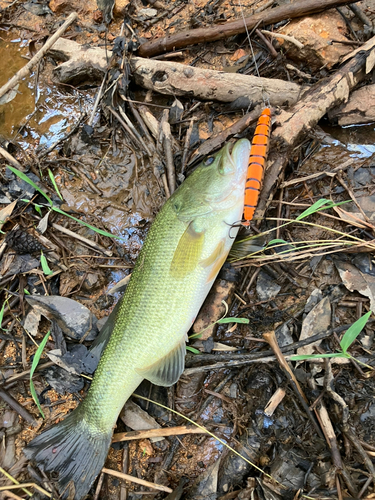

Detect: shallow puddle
0,34,34,139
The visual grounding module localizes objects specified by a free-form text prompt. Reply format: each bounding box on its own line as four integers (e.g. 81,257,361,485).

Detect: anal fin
136,338,186,387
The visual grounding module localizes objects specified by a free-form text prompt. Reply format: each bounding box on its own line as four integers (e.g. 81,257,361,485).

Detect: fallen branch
138,0,358,57
256,35,375,221
0,12,78,100
130,57,301,107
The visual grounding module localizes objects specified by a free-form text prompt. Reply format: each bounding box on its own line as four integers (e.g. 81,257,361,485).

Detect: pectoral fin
200,238,228,283
136,338,186,387
170,222,205,279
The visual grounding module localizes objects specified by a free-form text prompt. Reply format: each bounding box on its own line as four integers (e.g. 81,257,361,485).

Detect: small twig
264,387,286,417
101,468,173,493
324,359,349,425
0,467,32,498
51,222,112,256
256,29,278,58
181,118,195,174
3,361,54,387
263,331,325,439
113,425,206,443
125,98,157,154
88,72,107,127
92,472,105,500
0,147,24,171
118,106,154,158
308,378,358,497
344,430,375,492
349,4,373,28
261,29,304,49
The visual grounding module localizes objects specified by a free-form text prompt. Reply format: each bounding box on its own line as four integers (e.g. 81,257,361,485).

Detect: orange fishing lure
243,108,272,223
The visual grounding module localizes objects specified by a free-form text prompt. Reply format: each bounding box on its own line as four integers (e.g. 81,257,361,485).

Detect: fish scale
25,138,251,500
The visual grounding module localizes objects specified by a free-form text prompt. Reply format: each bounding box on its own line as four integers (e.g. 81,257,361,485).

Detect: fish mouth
225,139,251,179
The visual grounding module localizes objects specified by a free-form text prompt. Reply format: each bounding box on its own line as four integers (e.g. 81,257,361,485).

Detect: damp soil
1,1,375,499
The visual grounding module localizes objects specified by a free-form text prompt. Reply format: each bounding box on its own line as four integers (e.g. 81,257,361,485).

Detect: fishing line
238,0,270,108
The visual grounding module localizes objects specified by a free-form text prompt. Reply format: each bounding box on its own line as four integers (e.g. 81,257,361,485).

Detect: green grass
30,330,50,419
8,165,119,239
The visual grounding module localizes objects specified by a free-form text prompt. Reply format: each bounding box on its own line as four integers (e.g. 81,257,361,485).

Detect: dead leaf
335,260,375,310
297,296,331,357
0,200,17,230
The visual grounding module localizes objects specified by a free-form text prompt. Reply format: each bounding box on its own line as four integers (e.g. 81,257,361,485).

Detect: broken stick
138,0,358,57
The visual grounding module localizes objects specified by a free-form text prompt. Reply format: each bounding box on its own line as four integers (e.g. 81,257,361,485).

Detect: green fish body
25,139,251,499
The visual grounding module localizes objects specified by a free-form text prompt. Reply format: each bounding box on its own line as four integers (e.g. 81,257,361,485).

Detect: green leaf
296,199,332,221
217,317,250,324
24,289,30,295
40,251,54,276
51,206,119,239
268,239,290,246
295,199,350,221
186,346,201,354
30,331,50,418
290,353,347,361
48,168,63,201
34,204,42,216
0,301,6,326
340,311,372,354
7,166,53,206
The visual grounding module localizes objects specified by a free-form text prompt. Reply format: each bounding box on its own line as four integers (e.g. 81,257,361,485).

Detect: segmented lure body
244,108,272,222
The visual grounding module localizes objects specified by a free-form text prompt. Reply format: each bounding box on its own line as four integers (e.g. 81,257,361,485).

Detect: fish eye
204,156,214,166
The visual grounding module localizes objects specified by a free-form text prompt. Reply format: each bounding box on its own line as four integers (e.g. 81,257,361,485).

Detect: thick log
129,57,301,107
138,0,359,58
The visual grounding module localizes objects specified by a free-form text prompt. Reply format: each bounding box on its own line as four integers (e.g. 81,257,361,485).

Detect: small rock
44,365,84,394
231,48,247,61
49,0,70,14
279,12,352,71
25,295,99,341
113,0,128,17
275,323,293,347
138,8,157,19
256,270,281,301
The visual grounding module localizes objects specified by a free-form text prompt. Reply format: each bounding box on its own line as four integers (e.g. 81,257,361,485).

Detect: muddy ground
1,0,375,499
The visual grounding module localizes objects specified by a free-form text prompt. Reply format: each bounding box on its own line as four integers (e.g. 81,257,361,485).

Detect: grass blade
48,168,63,201
217,317,249,324
340,311,372,354
290,353,347,361
296,199,332,221
7,166,53,206
30,331,50,418
51,206,119,239
40,251,54,276
296,199,350,221
186,346,201,354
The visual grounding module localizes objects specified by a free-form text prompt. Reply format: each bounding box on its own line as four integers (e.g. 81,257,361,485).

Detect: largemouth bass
24,138,251,499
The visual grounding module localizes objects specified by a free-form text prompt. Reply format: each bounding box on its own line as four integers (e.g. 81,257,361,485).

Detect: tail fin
24,410,112,500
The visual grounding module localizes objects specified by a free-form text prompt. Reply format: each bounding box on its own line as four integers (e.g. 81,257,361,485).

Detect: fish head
173,138,251,220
